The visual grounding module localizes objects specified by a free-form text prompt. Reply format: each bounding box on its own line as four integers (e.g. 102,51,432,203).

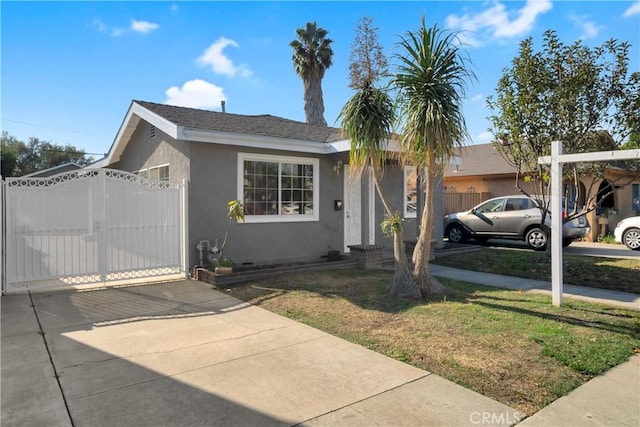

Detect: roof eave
181,127,336,154
99,101,179,167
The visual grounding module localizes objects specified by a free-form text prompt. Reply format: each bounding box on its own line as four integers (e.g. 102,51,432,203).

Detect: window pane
242,158,315,218
405,168,417,215
244,160,278,215
149,167,159,181
159,166,169,181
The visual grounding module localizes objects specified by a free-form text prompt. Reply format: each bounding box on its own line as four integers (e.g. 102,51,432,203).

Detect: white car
614,216,640,250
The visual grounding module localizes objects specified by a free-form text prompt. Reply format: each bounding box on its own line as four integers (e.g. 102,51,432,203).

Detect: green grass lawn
431,248,640,293
225,269,640,415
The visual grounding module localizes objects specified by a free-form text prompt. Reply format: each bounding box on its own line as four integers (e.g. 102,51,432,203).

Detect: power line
41,148,105,156
1,118,98,136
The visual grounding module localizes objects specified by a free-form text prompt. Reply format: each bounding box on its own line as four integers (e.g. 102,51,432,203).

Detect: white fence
1,169,187,293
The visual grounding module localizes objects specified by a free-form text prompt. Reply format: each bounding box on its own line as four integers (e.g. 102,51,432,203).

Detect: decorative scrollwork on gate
6,168,179,189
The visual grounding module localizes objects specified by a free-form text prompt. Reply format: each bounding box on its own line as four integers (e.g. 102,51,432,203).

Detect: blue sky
2,1,639,160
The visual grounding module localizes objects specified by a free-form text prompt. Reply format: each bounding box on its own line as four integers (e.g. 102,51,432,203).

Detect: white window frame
404,166,418,218
238,153,320,223
136,164,170,182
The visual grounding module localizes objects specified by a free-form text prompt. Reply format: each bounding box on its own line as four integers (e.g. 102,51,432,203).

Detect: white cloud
131,20,159,34
93,18,107,32
476,131,494,143
623,1,640,17
92,18,158,36
446,0,553,46
569,15,603,40
470,93,485,102
171,4,179,13
165,79,226,109
197,37,253,78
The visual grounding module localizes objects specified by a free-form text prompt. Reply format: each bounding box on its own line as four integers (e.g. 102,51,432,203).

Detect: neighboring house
92,100,435,267
23,161,83,178
442,143,640,241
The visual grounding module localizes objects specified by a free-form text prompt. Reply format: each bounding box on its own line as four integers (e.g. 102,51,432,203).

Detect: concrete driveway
2,280,522,427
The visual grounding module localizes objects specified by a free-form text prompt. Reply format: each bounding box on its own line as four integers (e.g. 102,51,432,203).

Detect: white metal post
181,179,189,276
1,180,4,294
550,141,563,307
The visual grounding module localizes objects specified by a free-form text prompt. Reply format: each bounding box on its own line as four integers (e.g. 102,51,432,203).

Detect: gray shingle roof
134,100,344,143
444,143,517,177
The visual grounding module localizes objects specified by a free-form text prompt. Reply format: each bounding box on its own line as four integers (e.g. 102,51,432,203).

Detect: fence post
181,179,189,276
1,180,5,294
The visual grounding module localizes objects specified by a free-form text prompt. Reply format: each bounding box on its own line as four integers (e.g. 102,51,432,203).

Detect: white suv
614,216,640,250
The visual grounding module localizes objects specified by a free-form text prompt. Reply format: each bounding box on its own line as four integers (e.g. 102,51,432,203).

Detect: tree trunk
412,161,446,296
303,73,327,126
367,163,418,298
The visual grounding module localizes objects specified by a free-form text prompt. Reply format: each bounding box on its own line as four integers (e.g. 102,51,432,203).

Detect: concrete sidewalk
518,354,640,426
430,264,640,311
2,280,523,427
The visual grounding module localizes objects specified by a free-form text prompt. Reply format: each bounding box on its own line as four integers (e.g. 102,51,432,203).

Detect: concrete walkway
2,273,639,426
430,264,640,311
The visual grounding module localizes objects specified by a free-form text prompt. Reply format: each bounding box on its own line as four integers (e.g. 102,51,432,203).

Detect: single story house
92,100,441,268
23,161,83,178
442,143,640,241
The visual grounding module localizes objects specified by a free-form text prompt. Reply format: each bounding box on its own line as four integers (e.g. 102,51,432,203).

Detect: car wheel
447,224,467,244
622,228,640,250
525,227,547,251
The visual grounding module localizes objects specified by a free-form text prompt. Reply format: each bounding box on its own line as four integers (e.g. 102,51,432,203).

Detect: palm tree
290,21,333,126
339,16,413,295
339,82,415,290
391,18,475,297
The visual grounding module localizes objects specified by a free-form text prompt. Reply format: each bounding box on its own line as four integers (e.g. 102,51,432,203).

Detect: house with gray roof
92,100,427,268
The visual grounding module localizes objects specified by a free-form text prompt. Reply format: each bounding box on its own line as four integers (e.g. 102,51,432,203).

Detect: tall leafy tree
487,30,640,223
392,18,475,297
0,131,93,177
1,133,20,178
290,21,334,126
339,17,413,292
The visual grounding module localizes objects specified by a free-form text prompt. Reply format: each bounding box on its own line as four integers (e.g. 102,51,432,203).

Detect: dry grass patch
432,248,640,293
224,269,640,415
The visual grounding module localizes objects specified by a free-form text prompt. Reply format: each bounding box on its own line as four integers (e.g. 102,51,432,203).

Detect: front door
343,165,361,252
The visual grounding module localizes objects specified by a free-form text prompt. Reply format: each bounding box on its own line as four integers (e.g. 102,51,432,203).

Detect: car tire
622,227,640,250
447,224,467,244
525,227,547,251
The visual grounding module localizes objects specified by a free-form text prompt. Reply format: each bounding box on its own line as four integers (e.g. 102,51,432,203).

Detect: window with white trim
633,183,640,213
137,164,169,182
239,153,319,222
404,166,417,218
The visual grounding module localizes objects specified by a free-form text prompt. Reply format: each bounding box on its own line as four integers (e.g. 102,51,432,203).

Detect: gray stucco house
93,100,436,268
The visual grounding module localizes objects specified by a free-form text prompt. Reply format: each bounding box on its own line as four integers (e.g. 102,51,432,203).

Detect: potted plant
213,256,234,275
214,199,244,274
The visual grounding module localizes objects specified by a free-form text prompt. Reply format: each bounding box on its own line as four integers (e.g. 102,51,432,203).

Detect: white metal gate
1,169,187,293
